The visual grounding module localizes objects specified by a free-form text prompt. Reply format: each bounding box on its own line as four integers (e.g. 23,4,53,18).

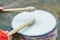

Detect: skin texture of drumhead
12,10,56,36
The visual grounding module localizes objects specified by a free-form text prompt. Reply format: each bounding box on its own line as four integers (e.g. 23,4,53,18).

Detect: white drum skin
12,10,57,40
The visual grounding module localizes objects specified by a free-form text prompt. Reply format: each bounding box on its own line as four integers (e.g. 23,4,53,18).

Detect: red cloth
0,29,8,40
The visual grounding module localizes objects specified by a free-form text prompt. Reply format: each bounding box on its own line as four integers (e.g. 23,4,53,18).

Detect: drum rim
12,18,57,37
11,10,58,37
18,23,57,37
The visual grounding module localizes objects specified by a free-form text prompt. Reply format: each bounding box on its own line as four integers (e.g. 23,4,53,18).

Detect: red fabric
0,29,8,40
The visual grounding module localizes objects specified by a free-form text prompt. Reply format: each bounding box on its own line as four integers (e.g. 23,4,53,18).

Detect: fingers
0,7,3,13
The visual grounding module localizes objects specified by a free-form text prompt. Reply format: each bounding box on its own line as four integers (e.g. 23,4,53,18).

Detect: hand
0,7,3,13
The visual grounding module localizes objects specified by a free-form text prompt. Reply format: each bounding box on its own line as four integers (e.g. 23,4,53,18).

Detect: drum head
12,10,56,36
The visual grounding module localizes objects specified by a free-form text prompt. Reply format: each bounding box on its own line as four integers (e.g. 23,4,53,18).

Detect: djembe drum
12,10,57,40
